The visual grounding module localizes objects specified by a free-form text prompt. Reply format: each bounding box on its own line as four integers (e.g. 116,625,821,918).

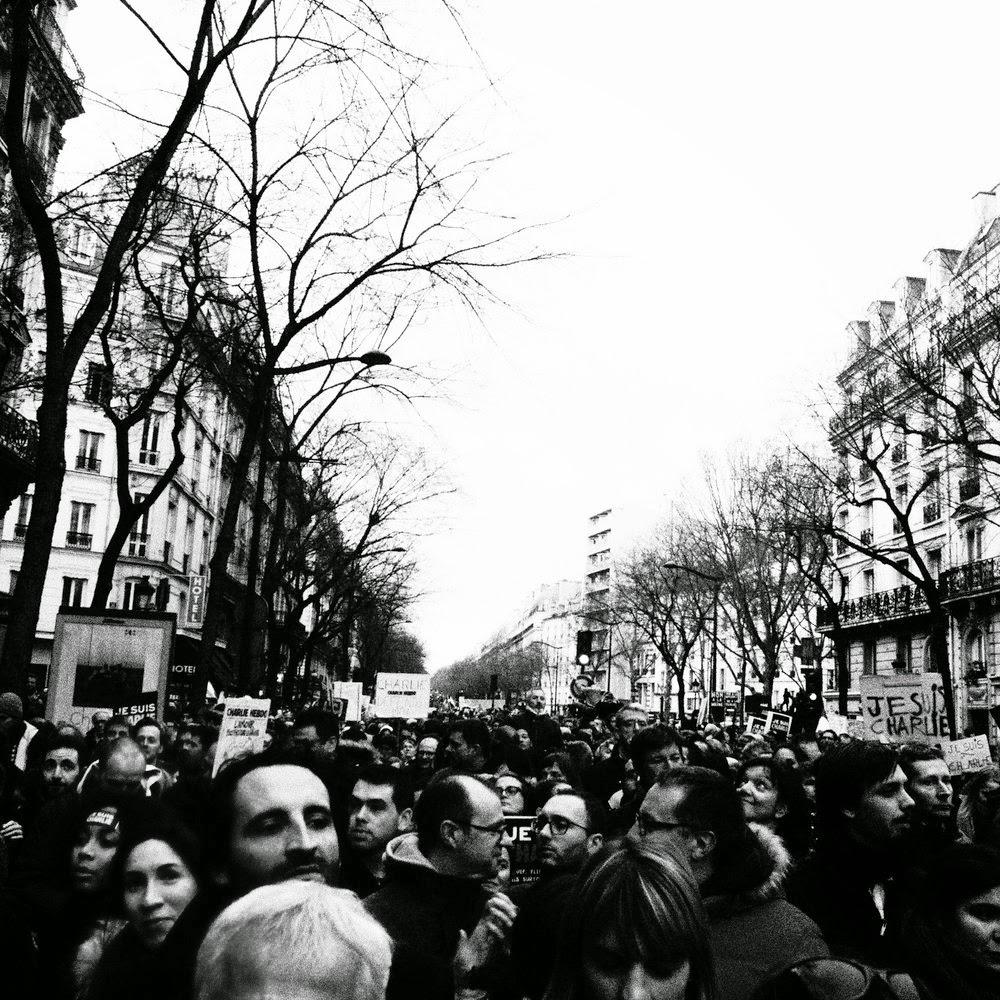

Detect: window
158,263,184,315
927,548,942,580
139,413,161,465
14,493,31,538
76,430,102,472
860,502,874,543
61,576,86,608
67,501,94,548
894,636,911,674
191,432,203,492
895,558,909,584
863,640,877,676
128,494,149,557
8,570,17,593
84,362,112,406
863,569,875,596
965,526,983,564
66,224,93,262
122,578,141,611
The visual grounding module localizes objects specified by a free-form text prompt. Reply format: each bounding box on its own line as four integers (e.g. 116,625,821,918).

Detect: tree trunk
236,432,269,692
91,512,137,609
928,608,956,737
0,389,68,694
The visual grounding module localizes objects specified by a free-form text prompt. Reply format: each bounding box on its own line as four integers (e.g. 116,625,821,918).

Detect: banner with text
943,735,993,775
765,711,793,737
213,697,271,776
186,575,206,626
331,681,363,722
374,672,431,719
505,815,541,886
858,673,950,744
112,691,159,727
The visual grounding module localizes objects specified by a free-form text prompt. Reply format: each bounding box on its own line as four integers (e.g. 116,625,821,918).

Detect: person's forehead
292,724,319,737
743,765,773,782
466,779,502,819
47,747,78,762
136,724,159,736
234,765,330,817
867,765,906,792
352,779,395,804
543,795,586,824
911,758,949,779
418,738,437,749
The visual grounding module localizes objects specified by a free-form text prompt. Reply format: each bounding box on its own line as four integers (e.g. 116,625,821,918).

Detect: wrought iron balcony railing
75,454,100,472
13,522,27,539
66,530,92,549
0,402,38,468
817,583,930,630
941,556,1000,601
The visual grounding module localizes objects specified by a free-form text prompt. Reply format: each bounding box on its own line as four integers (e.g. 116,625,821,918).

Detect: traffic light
575,629,593,667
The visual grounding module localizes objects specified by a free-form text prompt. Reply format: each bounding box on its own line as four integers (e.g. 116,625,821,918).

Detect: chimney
893,276,926,318
923,249,960,297
867,300,895,337
847,319,871,350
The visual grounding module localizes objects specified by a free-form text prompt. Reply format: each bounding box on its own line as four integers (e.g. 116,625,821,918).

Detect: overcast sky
65,2,1000,671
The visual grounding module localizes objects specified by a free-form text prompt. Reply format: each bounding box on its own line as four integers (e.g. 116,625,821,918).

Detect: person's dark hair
106,714,130,731
207,751,329,871
629,725,682,769
898,742,946,781
686,740,731,777
530,776,575,813
735,755,812,859
355,764,414,813
40,729,87,764
373,732,398,756
894,845,1000,1000
550,790,608,837
542,751,581,788
133,717,163,735
814,740,900,842
413,773,474,854
111,801,207,900
450,719,491,758
177,723,211,750
292,708,340,744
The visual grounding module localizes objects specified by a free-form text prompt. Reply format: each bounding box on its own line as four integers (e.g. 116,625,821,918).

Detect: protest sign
331,682,363,722
816,714,848,737
858,673,950,744
458,697,496,712
111,691,159,727
943,735,993,775
505,815,541,886
744,716,767,736
374,672,431,719
765,711,793,737
328,697,348,721
213,697,271,777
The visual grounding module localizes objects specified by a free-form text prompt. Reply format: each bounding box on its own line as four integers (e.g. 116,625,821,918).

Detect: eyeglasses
461,820,507,839
636,814,688,837
532,814,589,836
496,785,523,797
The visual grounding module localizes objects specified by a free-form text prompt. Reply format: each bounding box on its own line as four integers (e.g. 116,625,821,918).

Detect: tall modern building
818,188,1000,738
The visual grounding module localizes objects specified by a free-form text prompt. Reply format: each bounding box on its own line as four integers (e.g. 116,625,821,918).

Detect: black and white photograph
0,2,999,999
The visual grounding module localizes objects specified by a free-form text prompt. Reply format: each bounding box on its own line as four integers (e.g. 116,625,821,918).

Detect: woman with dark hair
541,752,581,788
86,805,207,1000
736,756,812,860
544,840,715,1000
893,844,1000,1000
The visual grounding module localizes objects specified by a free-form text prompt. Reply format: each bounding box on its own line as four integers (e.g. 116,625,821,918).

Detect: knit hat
0,691,23,720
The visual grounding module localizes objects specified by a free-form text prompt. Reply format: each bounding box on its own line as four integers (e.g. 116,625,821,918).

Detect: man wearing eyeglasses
510,792,607,1000
365,773,517,997
632,766,827,1000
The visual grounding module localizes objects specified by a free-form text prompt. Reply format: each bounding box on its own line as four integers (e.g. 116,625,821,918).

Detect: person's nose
620,963,649,1000
899,787,915,811
285,816,320,854
141,879,165,912
77,836,96,861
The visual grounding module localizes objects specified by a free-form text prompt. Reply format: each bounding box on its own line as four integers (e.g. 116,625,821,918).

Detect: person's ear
440,819,462,849
689,829,716,862
398,807,414,832
586,832,604,854
774,802,788,820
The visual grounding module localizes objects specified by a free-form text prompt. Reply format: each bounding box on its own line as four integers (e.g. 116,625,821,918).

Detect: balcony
923,501,941,524
0,401,38,470
817,583,930,632
75,454,101,473
13,522,27,539
959,475,981,502
941,556,1000,602
66,530,92,549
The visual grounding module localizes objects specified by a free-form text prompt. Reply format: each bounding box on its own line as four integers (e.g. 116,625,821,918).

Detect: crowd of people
1,686,1000,1000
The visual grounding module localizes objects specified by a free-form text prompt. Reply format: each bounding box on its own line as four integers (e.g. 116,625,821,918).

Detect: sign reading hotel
374,672,431,719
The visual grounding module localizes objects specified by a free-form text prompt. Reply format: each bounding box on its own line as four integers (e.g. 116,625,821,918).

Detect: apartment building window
84,362,112,406
14,493,31,538
67,501,94,548
927,548,942,581
860,503,874,545
158,263,184,315
76,430,102,472
201,527,210,575
182,515,195,573
66,224,93,262
128,494,149,557
61,576,86,608
863,640,877,676
895,558,909,585
192,432,203,493
923,467,941,523
894,635,911,674
863,568,875,596
139,413,161,465
965,525,983,565
122,578,142,611
8,570,17,593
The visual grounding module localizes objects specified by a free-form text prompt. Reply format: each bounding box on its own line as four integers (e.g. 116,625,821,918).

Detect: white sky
63,2,1000,671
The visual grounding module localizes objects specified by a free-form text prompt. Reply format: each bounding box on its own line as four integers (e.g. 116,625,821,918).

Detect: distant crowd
1,687,999,1000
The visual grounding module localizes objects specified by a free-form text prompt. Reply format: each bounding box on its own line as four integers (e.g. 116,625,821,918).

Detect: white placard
943,735,993,775
213,697,271,776
858,673,950,744
374,672,431,719
332,681,363,722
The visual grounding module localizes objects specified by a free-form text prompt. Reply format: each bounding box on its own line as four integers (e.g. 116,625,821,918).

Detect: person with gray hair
195,881,393,1000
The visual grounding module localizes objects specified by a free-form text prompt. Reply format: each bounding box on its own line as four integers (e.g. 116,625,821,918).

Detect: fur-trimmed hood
702,822,793,919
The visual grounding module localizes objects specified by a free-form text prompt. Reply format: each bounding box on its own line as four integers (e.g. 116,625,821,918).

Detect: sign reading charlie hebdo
213,697,271,776
374,672,431,719
858,673,950,744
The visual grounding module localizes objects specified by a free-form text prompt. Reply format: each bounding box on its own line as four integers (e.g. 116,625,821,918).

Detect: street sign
187,574,206,626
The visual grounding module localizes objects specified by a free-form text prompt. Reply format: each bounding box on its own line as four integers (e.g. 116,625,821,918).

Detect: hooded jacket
704,823,828,1000
364,833,495,1000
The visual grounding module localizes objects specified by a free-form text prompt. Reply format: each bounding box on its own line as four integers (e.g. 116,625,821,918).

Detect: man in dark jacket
509,690,563,761
365,773,517,994
510,791,606,1000
635,765,828,1000
785,740,915,965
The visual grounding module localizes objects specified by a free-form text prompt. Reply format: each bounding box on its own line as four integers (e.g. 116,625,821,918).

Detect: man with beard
787,740,915,964
341,765,414,897
510,792,606,1000
444,720,490,774
898,742,956,852
508,689,563,761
